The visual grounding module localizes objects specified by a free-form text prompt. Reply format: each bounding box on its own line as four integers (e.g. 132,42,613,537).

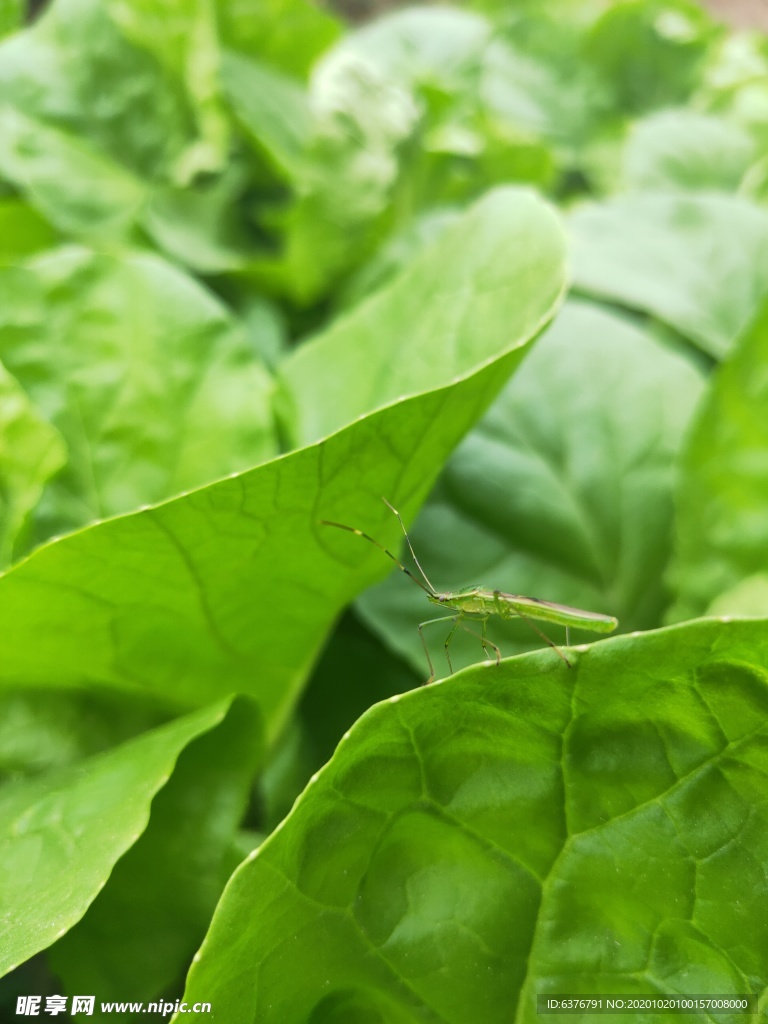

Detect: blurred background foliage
2,0,768,1013
2,0,768,844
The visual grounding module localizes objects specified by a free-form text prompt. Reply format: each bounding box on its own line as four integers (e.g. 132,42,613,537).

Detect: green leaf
219,50,311,181
0,0,213,185
0,690,169,782
181,619,768,1022
0,697,260,977
357,301,705,676
103,0,228,182
0,248,276,547
47,698,260,1010
0,200,58,265
0,190,566,738
214,0,341,80
707,575,768,619
0,0,21,39
669,299,768,621
622,109,756,192
0,106,147,242
279,188,566,445
569,193,768,358
254,51,420,304
142,162,259,274
584,0,719,115
0,361,66,566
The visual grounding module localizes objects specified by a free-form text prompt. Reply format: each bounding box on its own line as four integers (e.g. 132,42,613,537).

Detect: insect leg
512,608,571,668
458,617,501,666
442,614,465,676
418,614,459,685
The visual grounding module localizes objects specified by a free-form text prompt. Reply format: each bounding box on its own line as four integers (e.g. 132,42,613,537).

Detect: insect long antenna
321,520,436,596
381,497,437,593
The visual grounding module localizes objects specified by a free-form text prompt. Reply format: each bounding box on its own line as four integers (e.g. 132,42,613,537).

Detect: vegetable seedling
322,499,619,682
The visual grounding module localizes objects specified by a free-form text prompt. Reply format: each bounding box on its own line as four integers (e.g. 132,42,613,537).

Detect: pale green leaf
0,698,260,978
570,193,768,358
622,109,756,192
279,188,566,445
48,698,260,1011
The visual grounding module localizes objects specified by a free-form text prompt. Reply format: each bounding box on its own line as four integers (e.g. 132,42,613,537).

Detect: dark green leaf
181,619,768,1023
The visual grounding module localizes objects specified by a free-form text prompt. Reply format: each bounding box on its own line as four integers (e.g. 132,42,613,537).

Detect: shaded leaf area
0,689,172,783
0,247,275,552
0,191,566,734
0,697,261,983
569,193,768,359
258,611,419,834
358,301,704,678
670,299,768,621
0,361,65,565
181,620,768,1024
47,700,261,1020
621,109,757,193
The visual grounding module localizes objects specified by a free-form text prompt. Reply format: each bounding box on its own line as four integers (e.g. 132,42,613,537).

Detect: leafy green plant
1,0,767,1020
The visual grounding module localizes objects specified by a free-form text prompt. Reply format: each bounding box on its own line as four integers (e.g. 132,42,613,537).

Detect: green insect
322,498,618,683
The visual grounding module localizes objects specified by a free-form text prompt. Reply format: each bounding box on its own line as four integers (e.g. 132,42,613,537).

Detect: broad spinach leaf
181,620,768,1023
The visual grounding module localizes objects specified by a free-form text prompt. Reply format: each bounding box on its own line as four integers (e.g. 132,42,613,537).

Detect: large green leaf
570,193,768,358
621,109,756,193
0,0,217,186
214,0,341,79
358,301,704,676
0,247,276,548
181,619,768,1023
0,190,566,738
0,361,66,566
103,0,227,182
0,697,260,978
219,51,311,181
0,200,58,265
669,299,768,621
279,188,564,445
584,0,719,115
47,698,260,1014
0,106,146,243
